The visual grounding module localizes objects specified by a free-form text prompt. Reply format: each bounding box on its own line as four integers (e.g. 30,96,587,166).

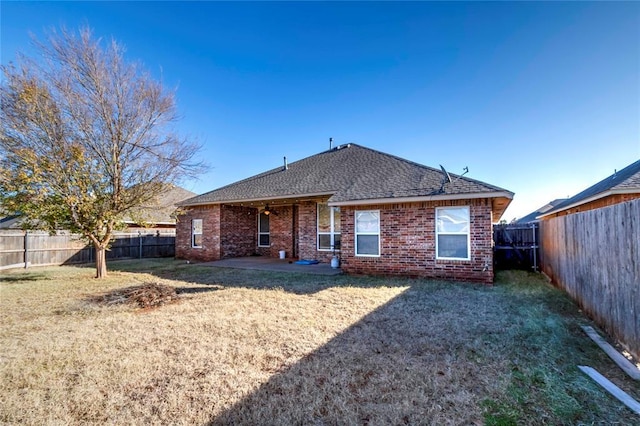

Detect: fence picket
0,231,175,270
540,199,640,359
493,223,540,271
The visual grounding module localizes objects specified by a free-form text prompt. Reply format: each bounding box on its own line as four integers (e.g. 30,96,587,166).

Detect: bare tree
0,27,205,278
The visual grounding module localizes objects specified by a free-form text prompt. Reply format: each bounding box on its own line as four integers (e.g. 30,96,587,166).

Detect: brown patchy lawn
0,259,638,425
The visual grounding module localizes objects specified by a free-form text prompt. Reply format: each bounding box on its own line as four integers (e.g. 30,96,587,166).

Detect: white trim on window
192,219,203,248
317,203,341,251
258,212,270,247
355,210,380,257
435,206,470,260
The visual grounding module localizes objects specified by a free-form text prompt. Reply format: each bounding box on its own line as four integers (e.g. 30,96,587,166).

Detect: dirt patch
88,282,180,309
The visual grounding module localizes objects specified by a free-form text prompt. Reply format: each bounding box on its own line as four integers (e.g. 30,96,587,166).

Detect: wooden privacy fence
539,199,639,359
493,223,540,271
0,231,176,270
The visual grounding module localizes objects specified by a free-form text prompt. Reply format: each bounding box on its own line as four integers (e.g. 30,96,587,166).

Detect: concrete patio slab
200,257,342,276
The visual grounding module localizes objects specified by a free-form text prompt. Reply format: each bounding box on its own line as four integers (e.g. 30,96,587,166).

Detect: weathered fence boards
493,223,539,271
540,199,639,359
0,231,175,270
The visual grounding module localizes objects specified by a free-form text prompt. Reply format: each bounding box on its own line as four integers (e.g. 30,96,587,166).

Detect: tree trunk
95,244,108,278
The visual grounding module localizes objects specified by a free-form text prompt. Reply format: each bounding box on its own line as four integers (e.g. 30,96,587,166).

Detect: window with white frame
317,203,341,250
355,210,380,256
192,219,203,248
258,212,270,247
436,206,470,260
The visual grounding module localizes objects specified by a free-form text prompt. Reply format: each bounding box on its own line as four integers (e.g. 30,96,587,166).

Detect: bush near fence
539,198,639,359
0,230,176,270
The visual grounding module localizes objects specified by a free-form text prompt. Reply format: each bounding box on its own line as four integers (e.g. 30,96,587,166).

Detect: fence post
24,230,29,269
139,231,143,259
531,223,538,272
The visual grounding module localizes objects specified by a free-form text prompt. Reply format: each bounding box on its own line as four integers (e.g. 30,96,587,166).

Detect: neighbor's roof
181,144,513,217
516,199,567,224
0,186,196,230
125,185,196,225
0,215,22,230
538,158,640,219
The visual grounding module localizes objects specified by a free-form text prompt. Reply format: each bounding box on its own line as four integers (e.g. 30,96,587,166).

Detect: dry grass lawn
1,259,638,425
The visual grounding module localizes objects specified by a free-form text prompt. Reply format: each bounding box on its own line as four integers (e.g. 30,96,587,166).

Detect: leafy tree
0,27,204,278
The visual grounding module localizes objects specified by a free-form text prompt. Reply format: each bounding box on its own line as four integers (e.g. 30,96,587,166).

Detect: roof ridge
183,145,360,199
348,144,511,192
180,143,513,208
542,158,640,216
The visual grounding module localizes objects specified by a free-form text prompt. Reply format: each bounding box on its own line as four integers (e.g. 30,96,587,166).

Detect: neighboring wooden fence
539,199,639,358
494,223,540,271
0,230,175,270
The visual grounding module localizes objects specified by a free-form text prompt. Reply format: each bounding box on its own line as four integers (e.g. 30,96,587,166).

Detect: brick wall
266,206,295,258
220,205,257,258
175,205,221,261
178,203,307,260
297,200,336,263
339,199,494,283
176,199,496,282
297,201,316,261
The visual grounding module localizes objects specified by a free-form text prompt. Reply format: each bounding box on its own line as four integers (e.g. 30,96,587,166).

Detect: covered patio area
201,256,342,276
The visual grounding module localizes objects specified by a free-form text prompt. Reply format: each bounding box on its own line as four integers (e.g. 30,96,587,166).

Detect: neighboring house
0,215,22,231
177,144,513,283
537,159,640,220
0,185,195,232
515,199,568,224
124,185,196,232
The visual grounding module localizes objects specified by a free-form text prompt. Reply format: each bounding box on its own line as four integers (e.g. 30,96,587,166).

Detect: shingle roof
181,144,512,209
125,185,196,225
516,198,567,224
540,158,640,217
0,215,22,230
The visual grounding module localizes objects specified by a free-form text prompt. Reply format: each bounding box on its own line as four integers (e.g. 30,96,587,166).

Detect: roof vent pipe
283,156,288,171
329,137,333,150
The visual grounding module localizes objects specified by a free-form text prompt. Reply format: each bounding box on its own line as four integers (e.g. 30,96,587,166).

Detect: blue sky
2,1,639,221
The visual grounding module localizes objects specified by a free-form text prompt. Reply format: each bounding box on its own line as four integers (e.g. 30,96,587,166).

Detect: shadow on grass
175,286,222,295
204,273,635,425
8,259,633,423
209,284,494,425
0,272,51,283
107,259,504,422
107,258,423,295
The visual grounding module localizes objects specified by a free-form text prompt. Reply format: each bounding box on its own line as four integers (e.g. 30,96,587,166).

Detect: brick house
537,158,640,220
176,144,513,283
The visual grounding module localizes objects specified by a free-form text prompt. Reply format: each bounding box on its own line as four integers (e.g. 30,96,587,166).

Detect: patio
201,256,343,276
